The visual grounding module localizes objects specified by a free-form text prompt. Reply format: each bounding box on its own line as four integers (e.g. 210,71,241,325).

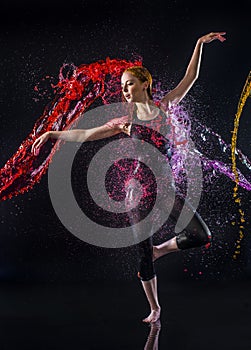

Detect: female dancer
32,31,226,323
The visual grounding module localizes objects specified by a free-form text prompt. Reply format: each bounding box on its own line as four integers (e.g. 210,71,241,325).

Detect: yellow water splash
231,71,251,260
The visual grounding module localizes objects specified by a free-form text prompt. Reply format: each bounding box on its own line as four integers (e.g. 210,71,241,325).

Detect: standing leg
137,238,161,323
125,179,161,323
141,276,161,323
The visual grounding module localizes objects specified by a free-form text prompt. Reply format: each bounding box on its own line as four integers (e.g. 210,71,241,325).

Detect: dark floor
0,277,251,350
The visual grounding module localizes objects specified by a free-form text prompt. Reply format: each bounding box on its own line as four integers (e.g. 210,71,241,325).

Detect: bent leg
153,236,179,261
153,194,211,261
176,208,212,250
167,193,212,249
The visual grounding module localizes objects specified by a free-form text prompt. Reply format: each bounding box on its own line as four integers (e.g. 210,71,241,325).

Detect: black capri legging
126,183,212,282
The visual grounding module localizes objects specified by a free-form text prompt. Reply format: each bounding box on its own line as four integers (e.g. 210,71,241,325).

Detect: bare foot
153,238,179,262
142,308,161,323
152,246,161,262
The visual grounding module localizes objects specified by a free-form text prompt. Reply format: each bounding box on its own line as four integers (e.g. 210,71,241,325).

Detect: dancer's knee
175,213,212,250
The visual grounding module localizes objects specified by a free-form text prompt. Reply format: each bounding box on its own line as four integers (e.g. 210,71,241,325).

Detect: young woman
32,31,226,323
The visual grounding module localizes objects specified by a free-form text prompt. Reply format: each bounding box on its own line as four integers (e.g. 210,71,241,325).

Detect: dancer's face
121,72,148,103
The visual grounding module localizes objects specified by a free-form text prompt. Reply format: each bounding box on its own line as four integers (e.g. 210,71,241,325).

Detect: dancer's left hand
199,32,226,44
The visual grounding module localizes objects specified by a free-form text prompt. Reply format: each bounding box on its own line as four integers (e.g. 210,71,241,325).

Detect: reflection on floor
0,278,251,350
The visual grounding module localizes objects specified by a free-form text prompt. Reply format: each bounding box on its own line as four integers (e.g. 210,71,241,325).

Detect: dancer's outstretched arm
160,31,226,109
31,116,131,155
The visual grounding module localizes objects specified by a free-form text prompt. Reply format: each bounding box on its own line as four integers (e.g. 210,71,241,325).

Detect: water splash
231,71,251,259
1,59,251,249
0,57,142,201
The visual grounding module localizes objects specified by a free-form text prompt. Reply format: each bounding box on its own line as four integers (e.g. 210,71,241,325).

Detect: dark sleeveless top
130,107,172,163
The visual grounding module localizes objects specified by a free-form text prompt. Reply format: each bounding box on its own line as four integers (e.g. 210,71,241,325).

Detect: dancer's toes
142,308,161,323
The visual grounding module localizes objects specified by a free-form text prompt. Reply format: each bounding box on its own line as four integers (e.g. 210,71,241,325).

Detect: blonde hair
123,66,153,100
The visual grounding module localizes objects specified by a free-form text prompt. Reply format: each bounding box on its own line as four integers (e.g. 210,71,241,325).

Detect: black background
0,1,251,349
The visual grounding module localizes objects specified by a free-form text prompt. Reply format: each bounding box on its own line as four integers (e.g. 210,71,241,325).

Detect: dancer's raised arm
160,31,226,110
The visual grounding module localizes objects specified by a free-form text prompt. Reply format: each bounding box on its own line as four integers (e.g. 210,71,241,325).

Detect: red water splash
0,57,142,201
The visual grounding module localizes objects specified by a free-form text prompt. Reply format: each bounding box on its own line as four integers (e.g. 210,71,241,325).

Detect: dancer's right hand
119,122,132,136
31,131,50,156
105,116,132,136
